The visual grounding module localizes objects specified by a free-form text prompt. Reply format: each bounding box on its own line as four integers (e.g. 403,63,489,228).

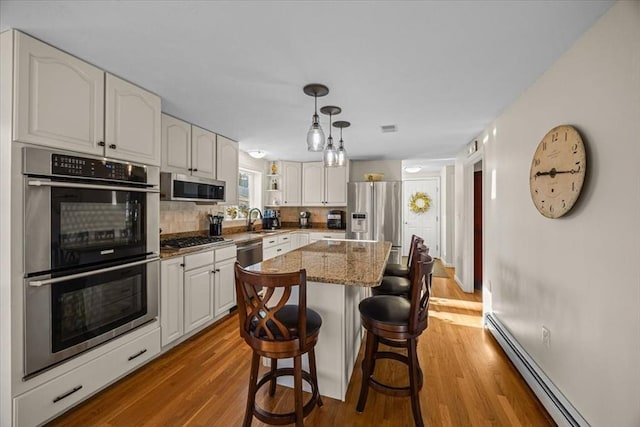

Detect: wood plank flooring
48,267,555,426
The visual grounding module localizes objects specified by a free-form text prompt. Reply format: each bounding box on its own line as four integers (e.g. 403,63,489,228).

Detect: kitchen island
245,239,391,401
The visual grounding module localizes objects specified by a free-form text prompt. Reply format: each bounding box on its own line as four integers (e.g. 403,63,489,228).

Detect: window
225,168,262,220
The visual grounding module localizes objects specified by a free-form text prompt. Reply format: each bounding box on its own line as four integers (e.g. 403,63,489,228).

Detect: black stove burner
161,236,225,249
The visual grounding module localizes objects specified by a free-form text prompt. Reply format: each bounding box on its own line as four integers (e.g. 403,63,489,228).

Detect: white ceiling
0,1,613,164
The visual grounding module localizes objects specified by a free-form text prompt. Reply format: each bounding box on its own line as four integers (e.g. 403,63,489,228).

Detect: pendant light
303,84,329,152
333,121,350,167
320,106,341,167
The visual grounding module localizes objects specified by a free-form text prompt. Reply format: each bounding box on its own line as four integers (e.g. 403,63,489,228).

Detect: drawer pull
276,249,282,252
128,349,148,361
53,385,83,403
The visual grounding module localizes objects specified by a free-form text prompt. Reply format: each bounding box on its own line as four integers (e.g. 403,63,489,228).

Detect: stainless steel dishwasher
236,240,263,267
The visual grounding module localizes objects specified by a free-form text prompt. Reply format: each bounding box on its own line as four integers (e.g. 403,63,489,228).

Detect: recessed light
248,150,266,159
404,166,421,173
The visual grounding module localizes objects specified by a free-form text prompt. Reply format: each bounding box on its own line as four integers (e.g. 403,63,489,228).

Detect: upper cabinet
105,73,161,166
161,114,191,172
12,31,161,166
13,31,105,155
282,161,302,206
302,162,348,206
191,125,217,180
216,135,239,205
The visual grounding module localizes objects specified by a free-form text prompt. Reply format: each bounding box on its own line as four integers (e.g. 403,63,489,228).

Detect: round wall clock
529,125,586,218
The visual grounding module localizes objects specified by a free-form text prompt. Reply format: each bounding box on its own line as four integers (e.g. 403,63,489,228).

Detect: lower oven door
24,257,159,378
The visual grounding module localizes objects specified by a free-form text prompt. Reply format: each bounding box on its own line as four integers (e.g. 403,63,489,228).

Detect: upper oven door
24,179,158,276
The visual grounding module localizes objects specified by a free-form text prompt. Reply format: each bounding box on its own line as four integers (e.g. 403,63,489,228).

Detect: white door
161,114,191,173
160,258,184,346
282,161,302,206
191,125,217,179
403,179,440,258
183,265,214,333
302,162,324,206
214,257,236,317
325,165,348,206
14,32,105,154
105,73,161,165
216,135,239,204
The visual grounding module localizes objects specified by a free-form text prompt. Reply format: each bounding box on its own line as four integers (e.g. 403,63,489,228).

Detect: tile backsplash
160,202,224,235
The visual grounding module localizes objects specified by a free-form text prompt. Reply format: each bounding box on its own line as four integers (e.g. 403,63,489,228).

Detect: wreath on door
409,192,432,214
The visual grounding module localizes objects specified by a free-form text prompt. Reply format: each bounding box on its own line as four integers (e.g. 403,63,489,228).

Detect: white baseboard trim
485,313,589,427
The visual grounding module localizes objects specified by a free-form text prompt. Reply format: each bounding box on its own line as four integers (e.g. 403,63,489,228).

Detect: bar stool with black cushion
356,247,434,427
234,262,323,427
383,234,419,278
373,236,425,297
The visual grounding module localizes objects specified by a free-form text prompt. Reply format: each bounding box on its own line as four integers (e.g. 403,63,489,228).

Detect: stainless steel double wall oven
22,147,160,377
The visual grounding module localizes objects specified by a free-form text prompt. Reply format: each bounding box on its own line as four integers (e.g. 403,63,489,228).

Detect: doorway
473,168,483,289
402,178,440,258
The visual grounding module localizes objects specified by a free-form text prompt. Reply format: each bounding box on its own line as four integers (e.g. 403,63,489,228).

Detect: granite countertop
245,240,391,287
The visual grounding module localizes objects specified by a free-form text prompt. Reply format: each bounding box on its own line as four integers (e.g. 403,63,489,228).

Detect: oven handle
28,257,160,287
27,180,159,193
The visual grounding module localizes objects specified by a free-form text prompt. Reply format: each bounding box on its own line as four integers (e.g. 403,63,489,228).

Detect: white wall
440,165,455,266
457,2,640,425
349,159,402,181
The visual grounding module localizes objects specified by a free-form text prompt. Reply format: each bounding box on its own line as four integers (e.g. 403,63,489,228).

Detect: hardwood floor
48,267,555,426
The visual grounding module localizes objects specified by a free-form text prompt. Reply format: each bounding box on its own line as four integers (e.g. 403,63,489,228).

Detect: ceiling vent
380,124,398,133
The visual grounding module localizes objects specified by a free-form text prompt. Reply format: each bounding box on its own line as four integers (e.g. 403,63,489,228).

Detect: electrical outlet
542,326,550,348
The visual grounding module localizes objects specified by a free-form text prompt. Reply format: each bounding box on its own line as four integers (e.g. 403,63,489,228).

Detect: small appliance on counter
327,210,346,230
299,211,311,228
208,214,224,236
262,209,281,229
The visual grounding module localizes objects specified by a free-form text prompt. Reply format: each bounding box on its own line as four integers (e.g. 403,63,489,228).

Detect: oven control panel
52,153,147,183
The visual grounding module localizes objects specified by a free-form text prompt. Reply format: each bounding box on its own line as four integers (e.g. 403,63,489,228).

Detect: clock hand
535,168,579,177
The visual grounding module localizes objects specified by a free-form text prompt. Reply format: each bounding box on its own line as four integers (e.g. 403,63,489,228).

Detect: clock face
529,125,586,218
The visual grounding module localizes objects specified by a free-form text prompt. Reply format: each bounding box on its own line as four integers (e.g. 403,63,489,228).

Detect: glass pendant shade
324,136,338,167
336,140,347,166
306,114,325,152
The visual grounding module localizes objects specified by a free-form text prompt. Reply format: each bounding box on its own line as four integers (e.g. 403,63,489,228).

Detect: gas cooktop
160,236,227,249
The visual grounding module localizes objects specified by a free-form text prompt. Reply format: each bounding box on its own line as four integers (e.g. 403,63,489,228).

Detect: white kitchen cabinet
214,256,236,317
282,161,302,206
191,125,217,179
309,231,346,243
13,31,105,155
302,162,348,206
263,234,291,260
183,264,214,334
160,257,184,346
216,134,239,205
161,114,192,173
290,232,310,250
105,73,161,166
12,32,161,165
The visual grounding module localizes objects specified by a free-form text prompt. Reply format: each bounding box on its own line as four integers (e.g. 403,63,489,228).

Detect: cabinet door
297,233,309,249
282,161,302,206
14,32,104,154
160,258,184,347
325,165,348,206
214,256,236,317
105,73,161,165
184,265,214,333
161,114,191,173
216,135,239,205
302,162,325,206
191,125,217,180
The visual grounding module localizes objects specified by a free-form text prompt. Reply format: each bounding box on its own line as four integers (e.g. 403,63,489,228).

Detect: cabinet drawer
14,328,160,427
215,244,237,262
310,232,345,240
263,242,289,260
277,234,291,244
263,236,279,248
184,250,214,270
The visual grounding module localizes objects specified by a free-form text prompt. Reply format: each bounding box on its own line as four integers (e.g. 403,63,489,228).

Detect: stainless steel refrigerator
347,181,403,264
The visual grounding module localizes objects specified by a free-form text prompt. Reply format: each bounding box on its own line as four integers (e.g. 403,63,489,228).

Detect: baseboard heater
485,313,589,427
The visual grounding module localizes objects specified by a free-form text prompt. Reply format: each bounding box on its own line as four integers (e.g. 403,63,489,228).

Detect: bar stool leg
408,338,424,427
356,331,376,413
293,354,304,427
308,348,323,407
244,352,260,427
269,358,278,396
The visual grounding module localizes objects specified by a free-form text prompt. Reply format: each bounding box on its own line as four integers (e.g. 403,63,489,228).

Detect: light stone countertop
245,239,391,287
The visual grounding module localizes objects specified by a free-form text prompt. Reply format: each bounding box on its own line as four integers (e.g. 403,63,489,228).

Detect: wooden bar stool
383,234,419,278
356,246,434,427
234,262,323,427
373,236,425,297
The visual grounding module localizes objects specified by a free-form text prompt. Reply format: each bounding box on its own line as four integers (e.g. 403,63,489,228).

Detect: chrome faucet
247,208,263,231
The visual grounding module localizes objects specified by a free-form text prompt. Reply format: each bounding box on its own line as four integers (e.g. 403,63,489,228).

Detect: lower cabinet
14,327,160,427
263,234,291,260
290,232,310,250
160,245,237,347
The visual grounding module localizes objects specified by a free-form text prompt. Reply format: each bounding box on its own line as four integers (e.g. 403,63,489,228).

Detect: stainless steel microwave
160,172,225,202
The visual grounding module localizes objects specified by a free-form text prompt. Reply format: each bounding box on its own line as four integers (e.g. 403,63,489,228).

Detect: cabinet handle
53,385,83,403
188,168,193,172
215,268,220,272
211,270,216,274
127,348,148,361
276,249,282,252
180,263,185,267
193,168,198,172
98,141,105,147
109,144,117,149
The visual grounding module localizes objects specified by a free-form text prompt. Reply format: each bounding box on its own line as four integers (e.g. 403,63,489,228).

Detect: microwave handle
27,180,159,193
28,257,160,287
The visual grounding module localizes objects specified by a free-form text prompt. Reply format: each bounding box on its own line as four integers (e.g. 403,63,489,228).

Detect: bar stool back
235,262,323,427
